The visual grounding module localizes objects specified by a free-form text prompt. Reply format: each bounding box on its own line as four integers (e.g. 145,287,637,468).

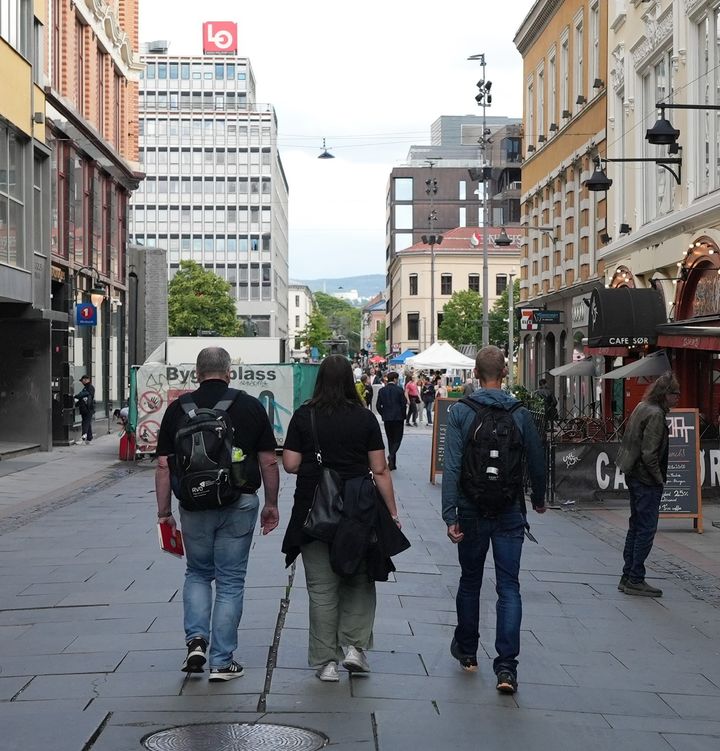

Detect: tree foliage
168,260,241,337
374,321,387,356
489,279,521,350
298,308,332,354
314,292,362,353
438,290,484,348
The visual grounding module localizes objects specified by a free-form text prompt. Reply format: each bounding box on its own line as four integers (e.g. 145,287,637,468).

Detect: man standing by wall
616,372,680,598
376,371,408,470
75,376,95,444
442,346,546,694
154,347,280,680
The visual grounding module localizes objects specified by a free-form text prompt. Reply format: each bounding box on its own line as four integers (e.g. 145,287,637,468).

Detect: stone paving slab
0,704,109,751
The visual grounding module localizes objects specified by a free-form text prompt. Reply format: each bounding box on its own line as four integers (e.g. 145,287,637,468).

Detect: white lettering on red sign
203,22,238,54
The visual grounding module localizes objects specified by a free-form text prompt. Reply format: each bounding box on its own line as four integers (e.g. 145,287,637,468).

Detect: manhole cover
142,723,328,750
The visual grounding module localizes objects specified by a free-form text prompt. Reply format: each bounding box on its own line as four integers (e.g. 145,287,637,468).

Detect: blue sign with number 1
76,303,97,326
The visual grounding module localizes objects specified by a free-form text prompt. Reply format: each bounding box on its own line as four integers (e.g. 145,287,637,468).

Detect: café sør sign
587,286,666,348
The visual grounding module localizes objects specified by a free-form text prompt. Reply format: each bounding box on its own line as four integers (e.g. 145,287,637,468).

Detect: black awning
587,286,667,348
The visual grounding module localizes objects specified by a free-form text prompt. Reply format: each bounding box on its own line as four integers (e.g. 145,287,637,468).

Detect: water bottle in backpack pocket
458,399,524,517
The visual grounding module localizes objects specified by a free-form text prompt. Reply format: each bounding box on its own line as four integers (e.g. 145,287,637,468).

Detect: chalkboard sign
660,408,703,531
430,398,458,483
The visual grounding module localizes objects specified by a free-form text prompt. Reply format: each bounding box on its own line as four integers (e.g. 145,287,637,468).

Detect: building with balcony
130,41,289,341
46,0,142,445
514,0,608,411
0,0,52,451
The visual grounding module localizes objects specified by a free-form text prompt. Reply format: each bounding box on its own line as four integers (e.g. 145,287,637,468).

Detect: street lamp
584,155,682,191
74,266,107,307
423,159,442,344
645,102,720,146
318,138,335,159
468,52,492,346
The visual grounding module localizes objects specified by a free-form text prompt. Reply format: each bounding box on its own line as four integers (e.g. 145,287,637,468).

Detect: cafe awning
601,350,671,379
587,286,667,348
656,322,720,351
549,358,597,377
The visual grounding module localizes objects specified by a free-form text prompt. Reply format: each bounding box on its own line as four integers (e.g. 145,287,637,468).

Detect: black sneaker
181,637,207,673
209,660,245,681
450,638,478,672
496,670,518,694
618,575,629,591
623,579,663,597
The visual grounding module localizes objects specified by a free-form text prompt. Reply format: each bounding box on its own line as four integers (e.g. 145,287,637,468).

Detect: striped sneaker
181,637,207,673
209,660,245,681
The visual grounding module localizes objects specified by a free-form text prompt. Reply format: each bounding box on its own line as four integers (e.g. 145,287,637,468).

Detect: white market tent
406,341,476,370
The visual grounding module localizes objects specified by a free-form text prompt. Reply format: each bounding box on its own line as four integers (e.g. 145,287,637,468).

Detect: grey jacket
616,400,669,486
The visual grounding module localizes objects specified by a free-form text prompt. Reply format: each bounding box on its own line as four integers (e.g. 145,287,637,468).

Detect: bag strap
179,394,199,418
214,387,241,413
310,408,323,466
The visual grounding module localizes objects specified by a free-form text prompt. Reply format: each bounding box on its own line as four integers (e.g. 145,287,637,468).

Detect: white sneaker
342,646,371,674
316,660,340,682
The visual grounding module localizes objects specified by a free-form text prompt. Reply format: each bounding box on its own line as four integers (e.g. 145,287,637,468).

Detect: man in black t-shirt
155,347,279,682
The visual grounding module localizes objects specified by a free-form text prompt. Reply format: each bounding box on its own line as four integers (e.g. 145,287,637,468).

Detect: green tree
438,290,484,348
168,260,241,336
314,291,362,353
489,279,521,350
374,321,387,356
298,308,332,354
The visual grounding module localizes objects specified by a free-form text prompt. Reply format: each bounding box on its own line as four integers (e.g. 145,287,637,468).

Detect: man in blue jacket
442,346,546,695
375,371,408,470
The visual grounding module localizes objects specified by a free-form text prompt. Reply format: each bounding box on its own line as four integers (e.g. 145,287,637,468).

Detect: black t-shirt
156,379,277,493
281,402,385,564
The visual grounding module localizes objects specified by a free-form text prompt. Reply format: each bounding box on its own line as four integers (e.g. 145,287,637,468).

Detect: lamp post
423,159,442,344
508,268,516,388
74,266,107,308
468,52,492,347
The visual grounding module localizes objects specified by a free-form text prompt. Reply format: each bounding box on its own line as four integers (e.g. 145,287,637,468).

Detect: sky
139,0,534,280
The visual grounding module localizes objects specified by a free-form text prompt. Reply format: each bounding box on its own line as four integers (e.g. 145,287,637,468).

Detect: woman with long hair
282,355,400,681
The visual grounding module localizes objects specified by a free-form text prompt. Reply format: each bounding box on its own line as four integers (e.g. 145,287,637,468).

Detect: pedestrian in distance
442,345,546,695
420,377,437,426
281,355,401,682
74,375,95,444
616,371,681,598
404,374,419,426
361,373,373,410
376,371,408,471
462,378,476,398
534,378,559,427
154,347,280,681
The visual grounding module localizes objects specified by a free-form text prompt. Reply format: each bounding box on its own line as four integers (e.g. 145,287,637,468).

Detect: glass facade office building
131,50,289,338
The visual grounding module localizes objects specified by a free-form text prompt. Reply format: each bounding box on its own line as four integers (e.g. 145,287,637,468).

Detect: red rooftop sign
202,22,238,54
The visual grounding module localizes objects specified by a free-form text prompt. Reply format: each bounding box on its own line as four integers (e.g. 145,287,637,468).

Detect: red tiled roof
398,226,523,253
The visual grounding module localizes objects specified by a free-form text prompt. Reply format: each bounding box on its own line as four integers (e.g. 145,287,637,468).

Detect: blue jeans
180,494,259,668
623,478,662,583
424,401,433,424
454,511,525,674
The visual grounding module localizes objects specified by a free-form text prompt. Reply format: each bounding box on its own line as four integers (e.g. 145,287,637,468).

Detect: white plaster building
288,284,314,361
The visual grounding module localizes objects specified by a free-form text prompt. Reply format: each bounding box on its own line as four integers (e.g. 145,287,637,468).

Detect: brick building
46,0,143,444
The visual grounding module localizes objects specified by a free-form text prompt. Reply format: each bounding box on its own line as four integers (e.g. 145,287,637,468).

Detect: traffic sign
76,303,97,326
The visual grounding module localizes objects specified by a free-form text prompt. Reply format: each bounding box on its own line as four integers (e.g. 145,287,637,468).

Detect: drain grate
142,723,328,750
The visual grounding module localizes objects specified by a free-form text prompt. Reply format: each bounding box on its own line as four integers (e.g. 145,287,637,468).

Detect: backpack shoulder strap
508,402,522,414
179,393,199,417
458,397,483,413
213,387,241,413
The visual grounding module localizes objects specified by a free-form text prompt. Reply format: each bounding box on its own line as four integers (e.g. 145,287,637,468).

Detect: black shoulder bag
303,409,344,543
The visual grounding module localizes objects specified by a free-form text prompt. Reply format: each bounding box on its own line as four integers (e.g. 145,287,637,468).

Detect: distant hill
290,274,386,300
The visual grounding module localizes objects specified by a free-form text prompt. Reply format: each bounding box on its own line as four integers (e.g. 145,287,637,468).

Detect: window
0,124,26,267
75,16,84,113
574,16,584,112
97,51,105,135
441,274,452,295
459,207,467,227
181,62,190,79
590,2,600,96
0,0,29,53
158,62,167,80
394,232,413,252
409,273,418,295
294,294,300,307
548,53,557,132
394,177,413,200
52,0,60,89
643,50,674,217
170,62,178,79
215,63,224,79
561,34,569,115
295,315,300,328
468,274,480,293
526,77,534,149
458,181,466,200
394,204,413,230
407,313,419,341
537,64,545,138
496,274,508,295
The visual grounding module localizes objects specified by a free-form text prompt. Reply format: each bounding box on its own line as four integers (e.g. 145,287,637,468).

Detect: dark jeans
455,511,524,674
622,478,662,583
383,420,404,467
81,412,93,441
406,399,418,425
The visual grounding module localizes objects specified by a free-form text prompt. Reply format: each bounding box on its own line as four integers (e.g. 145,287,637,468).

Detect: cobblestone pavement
1,431,720,750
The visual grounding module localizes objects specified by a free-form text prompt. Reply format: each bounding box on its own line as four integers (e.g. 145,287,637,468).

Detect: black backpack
458,399,524,517
171,389,241,511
